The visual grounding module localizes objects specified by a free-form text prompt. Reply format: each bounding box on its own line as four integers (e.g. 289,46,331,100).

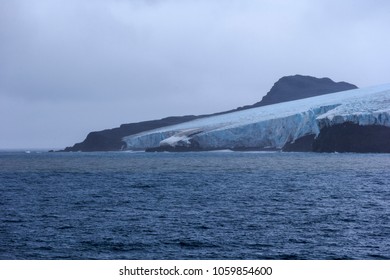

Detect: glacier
123,84,390,151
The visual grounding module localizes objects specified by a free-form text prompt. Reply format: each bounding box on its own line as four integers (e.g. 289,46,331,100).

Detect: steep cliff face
62,75,357,152
312,123,390,153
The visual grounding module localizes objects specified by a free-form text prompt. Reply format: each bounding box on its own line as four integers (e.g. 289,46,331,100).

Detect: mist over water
1,151,389,259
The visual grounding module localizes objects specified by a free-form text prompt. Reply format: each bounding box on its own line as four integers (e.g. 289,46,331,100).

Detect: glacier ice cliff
61,75,357,152
123,84,390,152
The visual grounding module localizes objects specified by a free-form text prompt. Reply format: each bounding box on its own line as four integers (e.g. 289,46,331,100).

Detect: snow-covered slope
123,84,390,151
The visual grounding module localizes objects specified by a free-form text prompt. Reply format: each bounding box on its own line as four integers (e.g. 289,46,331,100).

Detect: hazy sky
1,0,390,149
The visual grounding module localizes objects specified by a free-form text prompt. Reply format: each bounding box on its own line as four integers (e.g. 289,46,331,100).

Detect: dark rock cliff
282,123,390,153
312,123,390,153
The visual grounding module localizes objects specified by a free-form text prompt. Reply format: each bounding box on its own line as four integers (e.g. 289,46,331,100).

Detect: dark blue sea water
1,151,390,259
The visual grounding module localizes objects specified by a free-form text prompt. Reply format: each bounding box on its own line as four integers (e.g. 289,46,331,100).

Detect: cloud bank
1,0,390,148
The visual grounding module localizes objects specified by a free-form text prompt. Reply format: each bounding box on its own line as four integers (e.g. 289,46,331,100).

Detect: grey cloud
1,0,390,148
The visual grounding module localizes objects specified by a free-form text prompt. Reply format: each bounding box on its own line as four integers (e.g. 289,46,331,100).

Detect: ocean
0,151,389,259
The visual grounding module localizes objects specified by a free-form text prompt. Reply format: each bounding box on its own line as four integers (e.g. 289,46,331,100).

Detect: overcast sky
1,0,390,149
